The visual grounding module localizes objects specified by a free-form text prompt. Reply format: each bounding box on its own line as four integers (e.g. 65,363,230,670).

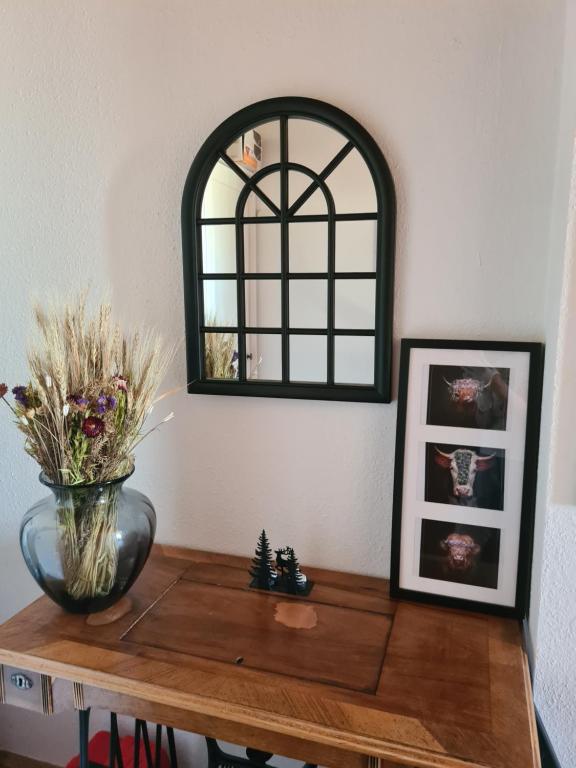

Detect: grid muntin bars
182,96,395,402
198,123,378,387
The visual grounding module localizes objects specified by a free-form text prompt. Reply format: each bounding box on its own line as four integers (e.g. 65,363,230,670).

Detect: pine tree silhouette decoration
250,529,274,590
285,547,302,595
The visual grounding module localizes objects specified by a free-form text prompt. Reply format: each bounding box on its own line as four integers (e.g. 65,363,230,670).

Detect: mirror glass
244,223,281,273
335,220,377,272
334,337,375,385
203,280,237,327
335,279,376,329
327,148,377,213
245,280,281,328
201,225,236,273
225,120,281,174
201,163,240,219
289,280,327,328
288,118,347,175
256,173,281,211
244,187,278,217
190,101,394,398
204,332,238,380
246,334,282,380
290,335,327,382
289,170,327,216
289,222,327,272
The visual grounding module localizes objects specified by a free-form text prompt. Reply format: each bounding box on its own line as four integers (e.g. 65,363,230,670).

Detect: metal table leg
78,709,90,768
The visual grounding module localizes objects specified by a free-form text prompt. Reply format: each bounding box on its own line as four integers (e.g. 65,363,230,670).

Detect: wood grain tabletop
0,546,541,768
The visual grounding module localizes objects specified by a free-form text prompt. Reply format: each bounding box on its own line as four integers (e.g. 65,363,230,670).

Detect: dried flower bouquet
1,295,174,601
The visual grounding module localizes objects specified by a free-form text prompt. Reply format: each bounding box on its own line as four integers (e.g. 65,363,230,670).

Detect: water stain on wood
274,602,318,630
86,597,133,626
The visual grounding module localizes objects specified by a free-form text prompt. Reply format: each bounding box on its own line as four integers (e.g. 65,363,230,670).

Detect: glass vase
20,470,156,614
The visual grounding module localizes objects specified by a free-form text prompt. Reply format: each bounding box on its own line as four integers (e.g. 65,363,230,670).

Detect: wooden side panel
83,686,369,768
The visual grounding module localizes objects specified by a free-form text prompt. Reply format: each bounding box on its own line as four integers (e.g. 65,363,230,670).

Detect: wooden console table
0,546,540,768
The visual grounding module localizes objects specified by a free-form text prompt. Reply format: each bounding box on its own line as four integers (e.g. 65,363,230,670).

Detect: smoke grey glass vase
20,470,156,614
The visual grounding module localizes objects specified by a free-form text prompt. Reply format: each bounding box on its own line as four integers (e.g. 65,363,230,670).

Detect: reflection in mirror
203,280,237,327
289,222,327,272
245,280,281,328
225,120,281,175
288,118,347,175
334,337,375,385
184,97,395,400
256,172,281,211
289,280,327,328
335,279,376,329
201,162,241,219
202,225,236,273
327,148,377,213
290,335,327,382
244,189,278,217
244,223,281,273
246,334,282,380
335,221,377,272
289,170,327,215
204,332,238,380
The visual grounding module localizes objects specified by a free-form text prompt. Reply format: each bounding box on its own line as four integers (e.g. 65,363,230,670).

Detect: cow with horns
438,369,508,430
443,375,493,404
434,447,496,505
441,533,482,575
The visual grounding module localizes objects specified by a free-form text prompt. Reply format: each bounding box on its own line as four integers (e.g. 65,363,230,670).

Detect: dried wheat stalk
1,293,175,600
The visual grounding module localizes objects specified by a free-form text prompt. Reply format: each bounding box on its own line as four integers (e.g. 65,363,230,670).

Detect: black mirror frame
182,96,396,402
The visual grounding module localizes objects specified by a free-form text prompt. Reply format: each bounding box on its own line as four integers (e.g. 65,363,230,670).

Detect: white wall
0,1,569,765
528,3,576,764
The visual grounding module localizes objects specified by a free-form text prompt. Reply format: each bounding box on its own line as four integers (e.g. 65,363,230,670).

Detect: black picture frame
390,339,544,618
181,96,396,402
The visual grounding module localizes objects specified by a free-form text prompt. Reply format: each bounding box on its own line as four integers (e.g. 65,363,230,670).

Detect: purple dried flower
107,396,117,410
231,351,239,363
67,394,89,411
12,386,28,406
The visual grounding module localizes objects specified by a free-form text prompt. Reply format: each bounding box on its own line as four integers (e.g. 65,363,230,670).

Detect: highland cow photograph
425,442,505,510
419,520,500,589
427,365,510,430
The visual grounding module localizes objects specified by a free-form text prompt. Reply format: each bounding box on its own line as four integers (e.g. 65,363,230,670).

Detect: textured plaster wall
533,506,576,767
0,1,569,765
527,2,576,765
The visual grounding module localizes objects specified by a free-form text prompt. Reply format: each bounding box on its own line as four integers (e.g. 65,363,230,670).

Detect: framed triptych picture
390,339,544,617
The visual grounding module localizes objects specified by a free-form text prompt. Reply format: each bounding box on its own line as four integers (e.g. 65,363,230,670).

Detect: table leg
78,708,90,768
154,724,162,768
166,727,178,768
133,719,141,768
110,712,124,768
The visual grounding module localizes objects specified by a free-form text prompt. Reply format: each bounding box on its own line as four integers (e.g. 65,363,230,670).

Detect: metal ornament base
248,578,314,597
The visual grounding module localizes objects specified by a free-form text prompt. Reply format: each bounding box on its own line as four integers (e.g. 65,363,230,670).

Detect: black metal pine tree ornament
285,547,302,594
249,529,275,590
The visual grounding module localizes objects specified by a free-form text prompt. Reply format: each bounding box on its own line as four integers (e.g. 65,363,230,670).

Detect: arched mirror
182,97,395,402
